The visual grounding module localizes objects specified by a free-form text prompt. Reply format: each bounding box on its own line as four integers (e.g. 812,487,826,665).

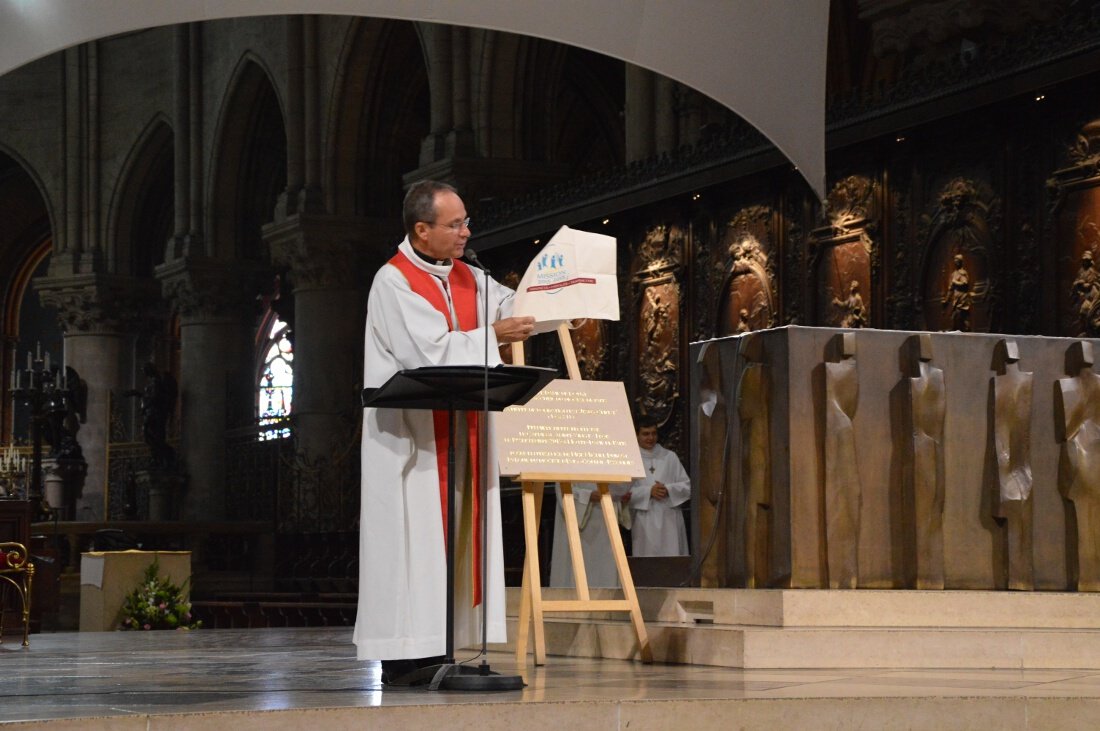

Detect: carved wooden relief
632,224,684,430
571,317,609,380
1049,119,1100,337
716,206,776,336
919,178,997,332
813,175,877,328
636,279,680,424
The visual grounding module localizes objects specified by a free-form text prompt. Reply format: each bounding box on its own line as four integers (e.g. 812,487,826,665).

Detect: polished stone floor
5,627,1100,730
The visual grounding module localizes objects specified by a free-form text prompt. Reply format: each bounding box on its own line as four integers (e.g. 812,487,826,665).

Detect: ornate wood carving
1047,119,1100,337
632,223,684,443
886,166,916,330
811,175,878,328
716,205,776,336
917,177,1000,332
782,193,807,325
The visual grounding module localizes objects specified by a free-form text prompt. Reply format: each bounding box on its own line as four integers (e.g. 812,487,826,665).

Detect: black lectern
361,364,555,690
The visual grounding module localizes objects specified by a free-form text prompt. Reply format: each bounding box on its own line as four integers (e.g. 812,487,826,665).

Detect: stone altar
690,326,1100,590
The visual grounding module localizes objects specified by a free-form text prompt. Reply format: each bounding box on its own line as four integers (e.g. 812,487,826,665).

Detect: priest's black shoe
380,655,446,687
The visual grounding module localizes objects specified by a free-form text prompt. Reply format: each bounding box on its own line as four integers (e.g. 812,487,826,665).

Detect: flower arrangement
118,559,202,631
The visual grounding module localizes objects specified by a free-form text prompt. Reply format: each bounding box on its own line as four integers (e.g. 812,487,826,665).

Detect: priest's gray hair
403,180,458,237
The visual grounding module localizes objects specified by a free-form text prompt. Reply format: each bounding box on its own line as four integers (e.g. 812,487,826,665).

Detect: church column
447,25,475,158
266,214,378,530
419,23,454,165
168,23,203,260
36,276,160,520
172,25,191,246
278,15,305,220
654,75,678,155
625,64,655,162
157,259,257,521
303,15,322,204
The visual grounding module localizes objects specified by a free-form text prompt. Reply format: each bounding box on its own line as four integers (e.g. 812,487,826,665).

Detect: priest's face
637,425,658,450
413,190,470,261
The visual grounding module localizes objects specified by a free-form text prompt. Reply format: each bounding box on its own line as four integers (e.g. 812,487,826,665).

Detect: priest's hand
650,482,668,500
493,316,536,343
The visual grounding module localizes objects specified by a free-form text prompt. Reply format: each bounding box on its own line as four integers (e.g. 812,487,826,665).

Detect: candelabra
0,444,28,498
9,342,71,519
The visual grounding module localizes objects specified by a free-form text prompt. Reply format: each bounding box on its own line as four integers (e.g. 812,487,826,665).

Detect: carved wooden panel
813,175,877,328
1049,119,1100,338
631,223,684,430
919,178,997,333
636,278,680,425
715,205,776,336
571,317,609,380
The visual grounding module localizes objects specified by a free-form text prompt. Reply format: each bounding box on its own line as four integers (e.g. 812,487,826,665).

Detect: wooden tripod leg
518,481,549,665
516,484,533,665
598,483,652,663
559,481,591,601
557,323,581,380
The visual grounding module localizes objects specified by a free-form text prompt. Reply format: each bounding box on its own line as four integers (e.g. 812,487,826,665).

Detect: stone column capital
265,213,393,292
34,273,163,334
155,256,266,324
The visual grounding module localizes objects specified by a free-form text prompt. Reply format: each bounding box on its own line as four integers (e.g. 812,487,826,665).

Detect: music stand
361,363,555,691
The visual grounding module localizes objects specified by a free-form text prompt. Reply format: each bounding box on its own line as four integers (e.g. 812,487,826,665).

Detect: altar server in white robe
626,418,691,556
549,482,630,588
354,180,534,681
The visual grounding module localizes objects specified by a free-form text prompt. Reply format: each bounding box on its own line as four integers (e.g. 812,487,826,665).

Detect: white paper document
512,225,619,334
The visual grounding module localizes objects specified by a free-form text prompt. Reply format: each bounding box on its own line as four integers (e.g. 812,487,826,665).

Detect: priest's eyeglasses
425,217,471,232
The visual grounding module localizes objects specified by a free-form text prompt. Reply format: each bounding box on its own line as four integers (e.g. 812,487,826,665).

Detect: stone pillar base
134,470,185,521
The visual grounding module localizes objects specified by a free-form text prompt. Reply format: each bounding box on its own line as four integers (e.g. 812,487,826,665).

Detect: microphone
463,247,489,273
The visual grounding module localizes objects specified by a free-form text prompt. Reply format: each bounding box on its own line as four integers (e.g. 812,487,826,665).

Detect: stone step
502,587,1100,669
499,617,1100,669
507,587,1100,629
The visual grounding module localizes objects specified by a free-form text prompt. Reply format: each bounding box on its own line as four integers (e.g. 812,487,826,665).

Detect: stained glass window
258,317,292,440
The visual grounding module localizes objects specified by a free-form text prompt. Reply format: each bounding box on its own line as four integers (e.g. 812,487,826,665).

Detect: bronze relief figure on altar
919,178,996,332
716,206,776,336
990,339,1035,591
906,333,946,589
1055,340,1100,591
813,175,876,329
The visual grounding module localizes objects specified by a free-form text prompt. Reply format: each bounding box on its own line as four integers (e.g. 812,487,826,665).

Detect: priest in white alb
626,417,691,556
354,180,534,685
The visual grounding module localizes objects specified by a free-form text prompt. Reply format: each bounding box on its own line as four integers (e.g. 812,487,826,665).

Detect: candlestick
44,351,50,371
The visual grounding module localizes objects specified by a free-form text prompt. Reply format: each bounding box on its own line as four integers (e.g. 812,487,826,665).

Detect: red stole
388,249,483,606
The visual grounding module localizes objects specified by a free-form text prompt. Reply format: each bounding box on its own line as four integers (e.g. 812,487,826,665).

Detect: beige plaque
497,379,646,479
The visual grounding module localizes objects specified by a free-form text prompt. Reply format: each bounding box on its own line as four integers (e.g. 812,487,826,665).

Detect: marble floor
5,627,1100,730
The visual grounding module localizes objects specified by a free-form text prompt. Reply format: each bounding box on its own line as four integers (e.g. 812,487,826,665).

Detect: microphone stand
433,247,523,691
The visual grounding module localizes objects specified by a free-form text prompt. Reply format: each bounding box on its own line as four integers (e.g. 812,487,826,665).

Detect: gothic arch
0,145,58,251
0,150,54,331
208,53,287,261
105,115,173,277
327,18,426,218
509,38,624,172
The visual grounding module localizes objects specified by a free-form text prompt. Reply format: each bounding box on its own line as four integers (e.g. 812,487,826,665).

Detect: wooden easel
511,323,652,665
